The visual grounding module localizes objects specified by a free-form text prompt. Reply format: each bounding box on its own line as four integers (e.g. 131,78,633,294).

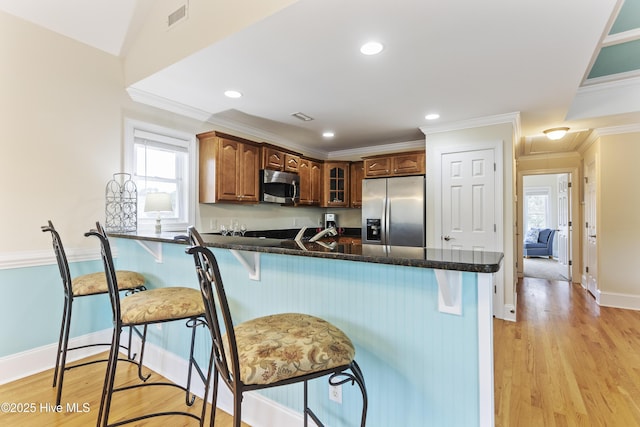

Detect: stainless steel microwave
260,169,300,204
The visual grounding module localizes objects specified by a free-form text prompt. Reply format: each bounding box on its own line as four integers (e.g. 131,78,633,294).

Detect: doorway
522,173,572,282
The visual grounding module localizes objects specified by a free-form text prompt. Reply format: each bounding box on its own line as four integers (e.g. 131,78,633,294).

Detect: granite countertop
109,230,503,273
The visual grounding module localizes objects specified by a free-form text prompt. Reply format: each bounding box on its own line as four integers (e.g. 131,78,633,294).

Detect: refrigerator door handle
384,194,390,245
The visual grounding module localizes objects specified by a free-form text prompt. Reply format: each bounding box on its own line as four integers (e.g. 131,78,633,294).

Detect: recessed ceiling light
323,131,335,138
360,41,384,55
224,90,242,98
425,113,440,120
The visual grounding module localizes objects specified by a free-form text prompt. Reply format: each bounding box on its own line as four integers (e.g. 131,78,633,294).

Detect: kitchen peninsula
109,231,502,427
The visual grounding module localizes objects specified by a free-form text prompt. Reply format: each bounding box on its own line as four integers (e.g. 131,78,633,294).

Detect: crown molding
326,139,425,160
595,123,640,136
420,112,521,136
127,87,212,122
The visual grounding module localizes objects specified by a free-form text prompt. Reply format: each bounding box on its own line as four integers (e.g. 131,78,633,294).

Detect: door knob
589,235,597,238
443,235,452,241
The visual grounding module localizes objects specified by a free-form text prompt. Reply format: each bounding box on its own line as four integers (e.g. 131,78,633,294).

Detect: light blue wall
113,239,482,427
0,259,113,357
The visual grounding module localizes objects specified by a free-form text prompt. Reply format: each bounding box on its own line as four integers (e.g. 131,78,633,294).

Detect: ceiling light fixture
291,112,314,121
224,90,242,98
322,131,335,138
360,41,384,55
543,127,570,140
425,113,440,120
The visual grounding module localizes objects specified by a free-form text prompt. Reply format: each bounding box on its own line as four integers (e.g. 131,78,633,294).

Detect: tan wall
123,0,297,85
598,132,640,296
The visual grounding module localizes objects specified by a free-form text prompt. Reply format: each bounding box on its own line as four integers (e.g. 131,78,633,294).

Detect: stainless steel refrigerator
361,175,426,247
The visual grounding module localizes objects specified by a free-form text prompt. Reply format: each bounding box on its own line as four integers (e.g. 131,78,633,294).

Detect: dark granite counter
108,231,503,273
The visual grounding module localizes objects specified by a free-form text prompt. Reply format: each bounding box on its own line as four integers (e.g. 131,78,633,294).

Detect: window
125,120,196,231
524,187,550,231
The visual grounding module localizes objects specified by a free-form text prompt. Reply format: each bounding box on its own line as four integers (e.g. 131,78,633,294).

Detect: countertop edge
108,231,504,273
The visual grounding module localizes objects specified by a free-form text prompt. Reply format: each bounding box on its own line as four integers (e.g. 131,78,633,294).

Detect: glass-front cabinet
322,162,350,207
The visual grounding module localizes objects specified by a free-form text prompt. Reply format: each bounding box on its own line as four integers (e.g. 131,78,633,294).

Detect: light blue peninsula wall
112,238,495,427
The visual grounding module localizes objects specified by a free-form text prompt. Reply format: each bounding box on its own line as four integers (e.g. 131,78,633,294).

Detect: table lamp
144,192,173,233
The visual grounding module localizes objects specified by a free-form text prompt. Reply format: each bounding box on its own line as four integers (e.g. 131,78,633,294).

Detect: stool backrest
41,220,73,297
84,222,121,324
186,228,240,389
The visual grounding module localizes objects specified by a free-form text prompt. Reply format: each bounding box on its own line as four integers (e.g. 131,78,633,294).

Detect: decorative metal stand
105,173,137,232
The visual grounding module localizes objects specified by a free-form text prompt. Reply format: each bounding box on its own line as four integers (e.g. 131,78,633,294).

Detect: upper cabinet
299,157,322,206
363,150,425,178
350,161,364,208
262,144,300,173
322,162,350,208
198,131,260,204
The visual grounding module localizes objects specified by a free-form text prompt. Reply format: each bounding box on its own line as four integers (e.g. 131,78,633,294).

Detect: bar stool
41,220,146,406
86,222,212,427
186,226,367,427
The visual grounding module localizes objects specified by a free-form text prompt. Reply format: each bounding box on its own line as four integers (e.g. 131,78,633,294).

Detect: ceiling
2,0,640,159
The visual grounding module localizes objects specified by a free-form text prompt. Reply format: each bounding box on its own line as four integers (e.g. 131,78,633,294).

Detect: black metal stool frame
186,231,368,427
86,223,213,427
42,221,147,406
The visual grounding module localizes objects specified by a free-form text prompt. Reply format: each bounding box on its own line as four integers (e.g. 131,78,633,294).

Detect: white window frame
124,119,196,232
524,186,551,231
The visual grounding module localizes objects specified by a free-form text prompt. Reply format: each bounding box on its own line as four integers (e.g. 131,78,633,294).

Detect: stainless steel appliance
260,169,299,204
324,213,337,229
361,176,425,247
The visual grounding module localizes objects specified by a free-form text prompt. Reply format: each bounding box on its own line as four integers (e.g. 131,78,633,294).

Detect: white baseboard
502,302,517,322
597,291,640,311
1,329,306,427
0,329,113,385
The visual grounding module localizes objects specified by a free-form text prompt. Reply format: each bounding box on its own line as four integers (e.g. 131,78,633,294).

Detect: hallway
494,277,640,426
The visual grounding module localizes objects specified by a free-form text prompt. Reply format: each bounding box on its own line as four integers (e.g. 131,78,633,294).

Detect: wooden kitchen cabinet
298,157,322,205
322,162,350,207
198,131,260,203
262,144,300,173
350,161,364,208
363,150,425,178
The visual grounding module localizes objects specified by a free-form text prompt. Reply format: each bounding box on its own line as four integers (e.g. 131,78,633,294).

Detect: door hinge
493,163,496,171
585,177,589,184
494,285,497,293
569,260,572,266
586,266,589,273
586,222,589,228
568,182,572,188
494,224,497,232
568,221,572,227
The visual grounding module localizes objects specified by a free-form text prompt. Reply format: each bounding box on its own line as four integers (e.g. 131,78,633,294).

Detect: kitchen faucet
294,226,338,243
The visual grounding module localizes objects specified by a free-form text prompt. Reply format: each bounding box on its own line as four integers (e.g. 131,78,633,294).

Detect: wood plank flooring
494,277,640,426
0,353,248,426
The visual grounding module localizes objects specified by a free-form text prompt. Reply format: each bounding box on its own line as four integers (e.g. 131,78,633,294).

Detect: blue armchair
524,228,555,258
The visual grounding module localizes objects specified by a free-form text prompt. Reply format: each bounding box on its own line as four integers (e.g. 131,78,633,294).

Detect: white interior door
556,174,571,280
441,149,497,252
586,162,598,296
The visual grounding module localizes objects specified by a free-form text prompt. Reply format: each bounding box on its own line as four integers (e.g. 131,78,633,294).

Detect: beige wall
0,11,127,252
124,0,297,85
598,132,640,297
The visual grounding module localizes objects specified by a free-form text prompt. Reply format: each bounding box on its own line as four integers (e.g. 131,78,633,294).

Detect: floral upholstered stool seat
231,313,356,385
71,270,145,296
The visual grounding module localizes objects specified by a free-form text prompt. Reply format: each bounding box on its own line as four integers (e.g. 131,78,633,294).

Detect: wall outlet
329,384,342,404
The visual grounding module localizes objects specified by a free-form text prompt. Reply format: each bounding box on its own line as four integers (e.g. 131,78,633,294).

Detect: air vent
291,112,314,121
168,3,188,28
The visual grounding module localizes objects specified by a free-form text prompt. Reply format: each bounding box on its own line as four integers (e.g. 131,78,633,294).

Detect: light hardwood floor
0,353,248,426
494,277,640,426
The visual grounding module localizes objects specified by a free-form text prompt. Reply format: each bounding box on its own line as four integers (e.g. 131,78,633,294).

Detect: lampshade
144,192,173,213
543,127,569,141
